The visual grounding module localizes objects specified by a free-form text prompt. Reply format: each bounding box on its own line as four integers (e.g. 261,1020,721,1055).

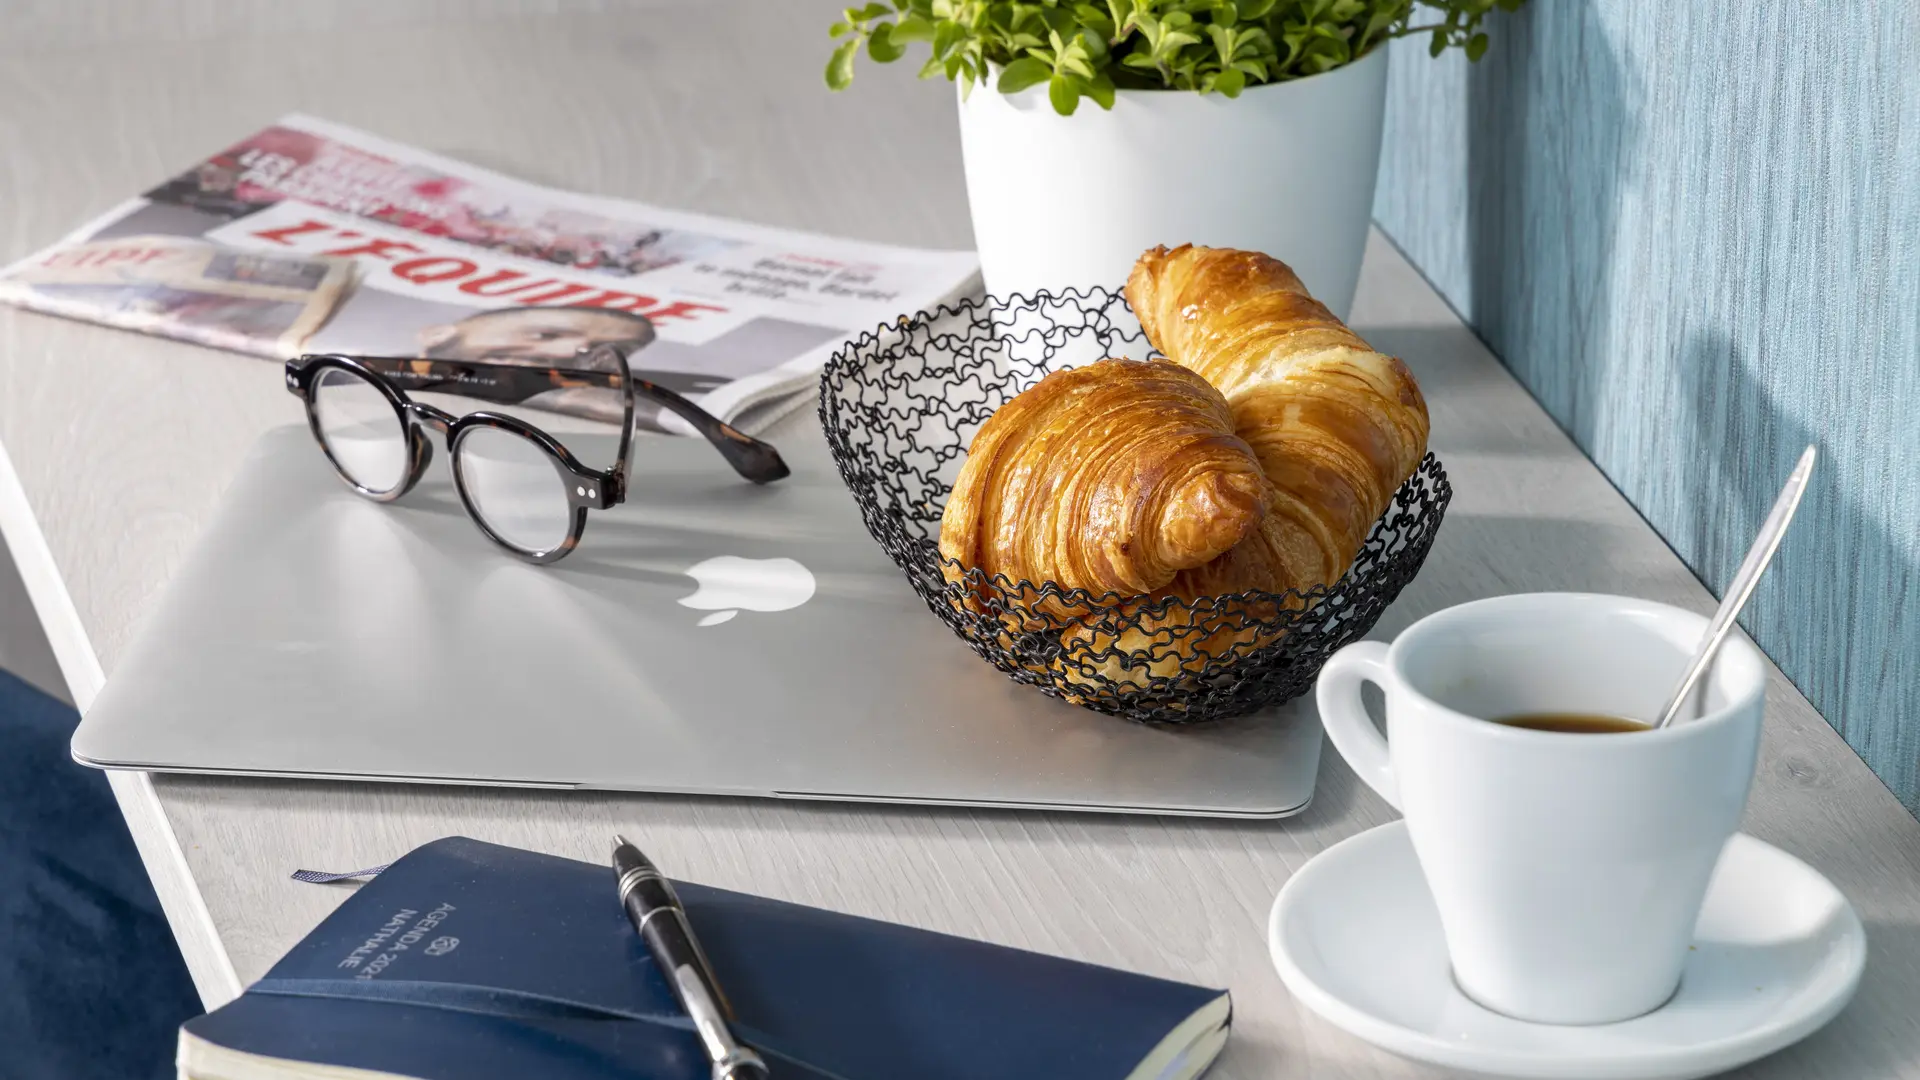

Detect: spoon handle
1653,445,1818,730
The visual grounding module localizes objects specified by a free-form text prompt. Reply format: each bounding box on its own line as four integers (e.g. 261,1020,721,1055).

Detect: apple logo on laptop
676,556,817,626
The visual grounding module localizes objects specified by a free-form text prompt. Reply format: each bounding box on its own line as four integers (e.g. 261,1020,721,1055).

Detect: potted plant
828,0,1521,318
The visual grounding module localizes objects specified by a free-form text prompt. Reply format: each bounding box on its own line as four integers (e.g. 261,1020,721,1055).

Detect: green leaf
829,20,851,38
1048,72,1083,114
867,22,906,62
854,1,892,19
917,53,946,78
1238,0,1275,17
1359,8,1397,44
933,19,963,58
1207,23,1234,57
997,56,1053,92
1429,27,1447,56
1058,34,1097,77
1074,4,1117,39
891,13,936,41
1466,31,1489,61
825,37,861,89
1211,66,1246,95
1040,6,1080,33
1085,70,1117,108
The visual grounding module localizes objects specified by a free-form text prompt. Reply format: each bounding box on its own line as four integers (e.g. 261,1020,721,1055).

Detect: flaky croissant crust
1128,244,1430,599
938,357,1273,599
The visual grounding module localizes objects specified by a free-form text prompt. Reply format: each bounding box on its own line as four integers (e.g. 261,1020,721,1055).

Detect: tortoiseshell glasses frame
284,342,789,564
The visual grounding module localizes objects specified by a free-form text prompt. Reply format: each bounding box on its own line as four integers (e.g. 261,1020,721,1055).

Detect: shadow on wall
1459,2,1920,811
1674,333,1918,804
1465,0,1633,454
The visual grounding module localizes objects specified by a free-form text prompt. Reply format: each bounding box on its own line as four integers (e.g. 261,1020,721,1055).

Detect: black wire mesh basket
819,286,1451,725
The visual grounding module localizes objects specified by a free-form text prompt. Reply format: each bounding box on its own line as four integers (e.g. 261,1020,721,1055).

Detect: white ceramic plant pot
956,46,1388,320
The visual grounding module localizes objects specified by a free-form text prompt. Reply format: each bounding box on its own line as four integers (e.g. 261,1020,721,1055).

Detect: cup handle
1316,641,1400,810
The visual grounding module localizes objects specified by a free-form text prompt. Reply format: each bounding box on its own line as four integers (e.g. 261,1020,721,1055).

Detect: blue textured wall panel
1373,2,1920,811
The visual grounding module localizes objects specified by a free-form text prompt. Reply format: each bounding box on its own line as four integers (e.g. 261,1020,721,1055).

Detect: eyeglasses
285,342,789,564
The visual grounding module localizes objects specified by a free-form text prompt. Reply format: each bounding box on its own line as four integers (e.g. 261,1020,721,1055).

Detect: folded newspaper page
0,114,979,432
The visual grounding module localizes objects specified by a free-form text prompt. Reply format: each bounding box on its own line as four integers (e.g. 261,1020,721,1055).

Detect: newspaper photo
0,114,979,432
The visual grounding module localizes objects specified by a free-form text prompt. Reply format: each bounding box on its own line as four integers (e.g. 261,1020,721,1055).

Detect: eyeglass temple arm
585,345,789,487
330,355,609,405
303,352,788,485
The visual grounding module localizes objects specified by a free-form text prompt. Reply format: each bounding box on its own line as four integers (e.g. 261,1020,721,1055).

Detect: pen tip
613,833,631,851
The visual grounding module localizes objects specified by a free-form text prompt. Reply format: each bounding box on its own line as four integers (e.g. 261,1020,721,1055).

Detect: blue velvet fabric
0,667,199,1078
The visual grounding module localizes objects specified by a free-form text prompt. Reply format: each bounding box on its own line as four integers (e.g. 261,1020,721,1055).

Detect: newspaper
0,114,979,432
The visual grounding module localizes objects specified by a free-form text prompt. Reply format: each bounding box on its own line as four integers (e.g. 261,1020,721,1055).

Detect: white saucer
1269,822,1865,1080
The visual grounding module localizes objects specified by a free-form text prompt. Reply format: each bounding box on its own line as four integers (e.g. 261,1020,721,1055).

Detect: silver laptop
72,424,1322,817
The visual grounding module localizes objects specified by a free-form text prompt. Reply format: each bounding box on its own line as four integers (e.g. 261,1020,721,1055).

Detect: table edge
0,437,242,1004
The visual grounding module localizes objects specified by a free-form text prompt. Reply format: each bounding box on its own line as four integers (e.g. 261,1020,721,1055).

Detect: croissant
938,357,1273,605
1129,244,1430,599
1064,246,1431,688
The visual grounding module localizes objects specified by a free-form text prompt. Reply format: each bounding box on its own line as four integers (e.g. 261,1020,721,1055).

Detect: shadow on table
384,485,467,518
1355,320,1601,461
1371,511,1686,644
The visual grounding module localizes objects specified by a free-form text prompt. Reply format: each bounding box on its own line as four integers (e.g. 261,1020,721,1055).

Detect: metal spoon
1652,445,1817,730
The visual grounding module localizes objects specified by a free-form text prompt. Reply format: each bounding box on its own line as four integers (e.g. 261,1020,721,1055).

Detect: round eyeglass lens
455,426,575,554
312,367,407,493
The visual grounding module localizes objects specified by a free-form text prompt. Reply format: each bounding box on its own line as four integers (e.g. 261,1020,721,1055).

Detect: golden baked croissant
1060,246,1431,690
1129,244,1430,599
938,357,1273,603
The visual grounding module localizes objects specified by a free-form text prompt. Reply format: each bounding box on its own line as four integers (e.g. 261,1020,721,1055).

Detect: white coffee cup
1315,592,1766,1025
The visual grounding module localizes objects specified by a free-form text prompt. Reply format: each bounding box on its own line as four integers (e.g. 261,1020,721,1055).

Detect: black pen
613,836,768,1080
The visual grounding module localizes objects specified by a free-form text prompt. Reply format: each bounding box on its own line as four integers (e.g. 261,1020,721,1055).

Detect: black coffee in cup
1496,712,1650,734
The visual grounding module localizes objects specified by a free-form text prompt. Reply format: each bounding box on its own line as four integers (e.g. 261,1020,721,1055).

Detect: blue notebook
179,837,1231,1080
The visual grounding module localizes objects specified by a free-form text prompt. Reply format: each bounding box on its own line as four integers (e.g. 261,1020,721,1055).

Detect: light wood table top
3,4,1918,1076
